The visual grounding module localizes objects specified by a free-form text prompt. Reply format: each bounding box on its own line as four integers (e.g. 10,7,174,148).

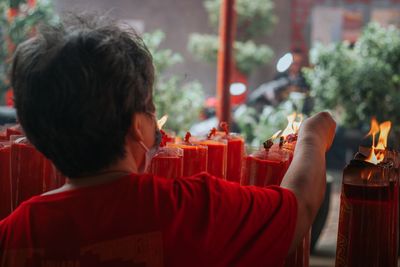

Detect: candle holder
150,147,183,179
0,142,11,220
167,142,208,177
335,159,398,267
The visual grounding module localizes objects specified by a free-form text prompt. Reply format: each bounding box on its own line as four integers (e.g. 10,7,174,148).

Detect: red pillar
216,0,235,126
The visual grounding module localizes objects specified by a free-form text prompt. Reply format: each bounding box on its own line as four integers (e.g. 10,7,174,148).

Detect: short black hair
11,14,155,178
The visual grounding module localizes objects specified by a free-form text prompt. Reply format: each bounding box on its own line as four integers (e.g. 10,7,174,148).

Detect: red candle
198,140,227,179
150,147,183,179
6,125,23,140
284,231,310,267
224,134,245,183
0,130,7,141
336,160,398,267
243,143,309,267
242,148,290,186
10,138,48,209
0,143,11,220
206,124,244,182
43,158,62,191
168,143,207,177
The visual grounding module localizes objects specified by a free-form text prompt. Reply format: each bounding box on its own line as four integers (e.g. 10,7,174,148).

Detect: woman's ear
128,113,145,142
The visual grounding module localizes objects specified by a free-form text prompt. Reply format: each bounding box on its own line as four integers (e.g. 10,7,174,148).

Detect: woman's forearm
281,135,328,252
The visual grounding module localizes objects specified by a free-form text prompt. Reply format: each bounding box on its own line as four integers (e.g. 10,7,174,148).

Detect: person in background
274,48,313,113
0,14,336,267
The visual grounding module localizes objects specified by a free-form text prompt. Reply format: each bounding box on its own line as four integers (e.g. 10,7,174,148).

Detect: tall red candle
0,143,11,220
0,129,7,141
241,148,290,186
243,143,310,267
207,124,244,182
10,137,53,209
336,160,398,267
284,231,310,267
150,147,183,179
168,143,207,177
198,140,227,179
225,134,245,183
6,125,23,140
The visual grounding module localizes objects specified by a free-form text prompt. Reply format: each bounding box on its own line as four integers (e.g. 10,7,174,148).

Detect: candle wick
184,132,192,143
263,139,274,150
220,121,229,135
279,136,284,147
207,128,217,139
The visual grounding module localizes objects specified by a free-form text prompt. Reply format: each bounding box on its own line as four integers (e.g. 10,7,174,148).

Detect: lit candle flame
281,112,303,139
157,115,168,130
365,118,391,165
271,130,282,140
376,121,391,150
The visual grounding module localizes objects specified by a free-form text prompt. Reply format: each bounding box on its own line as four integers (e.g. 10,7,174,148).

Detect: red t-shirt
0,173,297,267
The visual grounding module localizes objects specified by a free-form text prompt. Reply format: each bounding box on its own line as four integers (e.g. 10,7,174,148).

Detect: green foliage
154,77,204,135
143,30,183,74
204,0,276,39
188,0,276,75
0,0,57,102
187,34,218,63
235,40,273,75
143,31,205,135
235,93,306,146
188,34,273,75
304,23,400,135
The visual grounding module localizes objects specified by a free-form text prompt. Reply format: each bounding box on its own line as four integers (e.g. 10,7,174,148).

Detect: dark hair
11,14,155,178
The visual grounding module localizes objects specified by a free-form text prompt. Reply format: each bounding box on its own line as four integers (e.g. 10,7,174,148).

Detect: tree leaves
304,23,400,133
188,0,276,76
143,30,205,135
0,0,57,102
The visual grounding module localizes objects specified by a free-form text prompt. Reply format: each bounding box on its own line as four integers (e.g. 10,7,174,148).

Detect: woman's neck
43,153,139,195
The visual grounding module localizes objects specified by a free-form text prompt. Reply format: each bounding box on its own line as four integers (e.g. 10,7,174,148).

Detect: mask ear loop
138,141,149,152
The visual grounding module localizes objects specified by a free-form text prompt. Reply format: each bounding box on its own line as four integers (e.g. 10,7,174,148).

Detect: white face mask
137,129,162,173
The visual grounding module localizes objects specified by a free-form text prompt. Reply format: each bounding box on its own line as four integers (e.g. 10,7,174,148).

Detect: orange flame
271,130,282,140
365,118,391,165
365,117,379,146
376,121,391,150
293,114,303,133
281,112,303,138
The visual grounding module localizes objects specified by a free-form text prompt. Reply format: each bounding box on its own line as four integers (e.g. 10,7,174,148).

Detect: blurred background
1,0,400,265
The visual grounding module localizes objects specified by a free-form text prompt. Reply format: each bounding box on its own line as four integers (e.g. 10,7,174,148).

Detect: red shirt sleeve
158,173,298,266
